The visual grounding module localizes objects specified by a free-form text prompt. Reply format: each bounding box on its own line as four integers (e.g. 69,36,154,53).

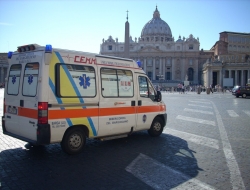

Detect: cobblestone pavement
0,131,201,190
1,91,250,190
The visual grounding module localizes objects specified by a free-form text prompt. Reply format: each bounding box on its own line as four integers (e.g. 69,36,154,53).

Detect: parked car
232,86,250,98
232,86,240,95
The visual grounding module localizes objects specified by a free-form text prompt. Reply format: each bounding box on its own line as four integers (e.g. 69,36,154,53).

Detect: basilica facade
0,7,249,88
100,6,207,86
100,6,250,88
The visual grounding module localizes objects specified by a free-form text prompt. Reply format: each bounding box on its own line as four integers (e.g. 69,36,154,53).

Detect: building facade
100,6,203,87
0,53,8,85
203,32,250,87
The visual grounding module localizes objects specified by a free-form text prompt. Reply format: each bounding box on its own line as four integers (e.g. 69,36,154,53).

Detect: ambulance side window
138,76,155,99
101,68,117,97
101,68,133,97
56,64,96,97
117,69,133,97
7,64,22,95
139,76,148,97
22,63,39,97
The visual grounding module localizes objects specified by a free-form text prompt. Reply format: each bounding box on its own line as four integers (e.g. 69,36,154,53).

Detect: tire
242,94,247,98
61,127,86,155
148,117,164,137
236,95,239,98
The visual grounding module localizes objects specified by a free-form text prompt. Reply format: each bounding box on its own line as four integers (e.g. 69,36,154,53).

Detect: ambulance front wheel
61,127,86,155
148,117,164,137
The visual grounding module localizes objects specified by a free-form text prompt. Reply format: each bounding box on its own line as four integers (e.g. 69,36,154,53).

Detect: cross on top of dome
153,6,160,19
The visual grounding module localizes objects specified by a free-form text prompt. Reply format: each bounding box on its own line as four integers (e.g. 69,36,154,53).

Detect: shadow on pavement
0,132,202,190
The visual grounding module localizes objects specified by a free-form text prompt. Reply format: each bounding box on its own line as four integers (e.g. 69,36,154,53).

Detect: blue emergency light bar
8,51,13,59
45,44,52,53
137,60,142,68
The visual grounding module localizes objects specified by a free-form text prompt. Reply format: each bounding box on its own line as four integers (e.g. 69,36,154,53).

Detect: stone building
0,53,8,85
100,6,203,87
203,31,250,87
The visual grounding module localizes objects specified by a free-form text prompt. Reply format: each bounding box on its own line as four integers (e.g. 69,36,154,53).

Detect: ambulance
2,44,167,154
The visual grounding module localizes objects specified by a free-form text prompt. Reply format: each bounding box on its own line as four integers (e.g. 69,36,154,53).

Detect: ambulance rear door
4,63,22,135
5,50,44,141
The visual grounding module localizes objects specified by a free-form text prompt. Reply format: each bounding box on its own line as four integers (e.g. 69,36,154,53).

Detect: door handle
114,102,125,105
138,100,142,106
20,100,24,107
131,101,135,106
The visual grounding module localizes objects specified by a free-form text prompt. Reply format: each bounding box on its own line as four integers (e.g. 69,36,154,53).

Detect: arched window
188,68,194,81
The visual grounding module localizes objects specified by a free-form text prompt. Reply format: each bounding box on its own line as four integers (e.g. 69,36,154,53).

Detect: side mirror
155,90,162,102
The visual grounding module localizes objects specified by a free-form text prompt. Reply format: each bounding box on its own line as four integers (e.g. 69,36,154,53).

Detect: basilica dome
141,6,172,38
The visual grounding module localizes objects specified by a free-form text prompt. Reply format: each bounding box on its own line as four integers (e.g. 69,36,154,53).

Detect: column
207,67,210,87
163,58,166,80
209,68,213,87
172,58,175,80
181,58,185,81
220,69,223,86
195,59,198,84
235,70,238,86
0,67,3,83
241,70,244,86
153,58,156,80
159,58,162,77
229,69,231,78
143,58,147,74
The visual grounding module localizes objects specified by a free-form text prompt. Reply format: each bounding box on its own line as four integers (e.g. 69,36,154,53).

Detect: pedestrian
210,84,213,93
178,83,181,94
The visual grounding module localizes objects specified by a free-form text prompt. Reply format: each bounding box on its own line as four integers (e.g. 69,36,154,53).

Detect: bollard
197,87,201,94
206,88,210,94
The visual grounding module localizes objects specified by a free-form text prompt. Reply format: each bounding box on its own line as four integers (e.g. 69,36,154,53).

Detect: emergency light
45,45,52,53
8,51,13,59
137,60,142,67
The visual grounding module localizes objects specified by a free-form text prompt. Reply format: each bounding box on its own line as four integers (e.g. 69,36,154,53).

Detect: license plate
8,107,17,114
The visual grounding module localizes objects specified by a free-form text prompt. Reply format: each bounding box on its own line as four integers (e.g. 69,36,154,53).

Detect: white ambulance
2,44,167,154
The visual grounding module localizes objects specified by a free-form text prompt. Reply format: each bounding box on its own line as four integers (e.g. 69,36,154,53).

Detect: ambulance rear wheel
148,117,164,137
61,127,86,155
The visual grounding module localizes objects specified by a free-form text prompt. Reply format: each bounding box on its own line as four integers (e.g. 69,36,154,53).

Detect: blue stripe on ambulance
49,78,73,127
54,51,97,136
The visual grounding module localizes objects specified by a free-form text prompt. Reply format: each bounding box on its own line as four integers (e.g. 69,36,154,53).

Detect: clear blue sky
0,0,250,54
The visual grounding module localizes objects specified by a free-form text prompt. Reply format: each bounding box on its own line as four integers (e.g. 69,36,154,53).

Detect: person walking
210,84,213,93
182,85,185,94
178,83,182,94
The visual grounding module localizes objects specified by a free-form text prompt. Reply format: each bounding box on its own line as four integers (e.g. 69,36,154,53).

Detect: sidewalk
161,90,231,95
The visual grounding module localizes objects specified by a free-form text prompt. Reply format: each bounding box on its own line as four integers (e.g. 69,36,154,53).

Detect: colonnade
133,57,198,83
205,67,250,87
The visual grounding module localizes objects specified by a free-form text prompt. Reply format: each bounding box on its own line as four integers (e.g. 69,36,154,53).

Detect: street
0,89,250,190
